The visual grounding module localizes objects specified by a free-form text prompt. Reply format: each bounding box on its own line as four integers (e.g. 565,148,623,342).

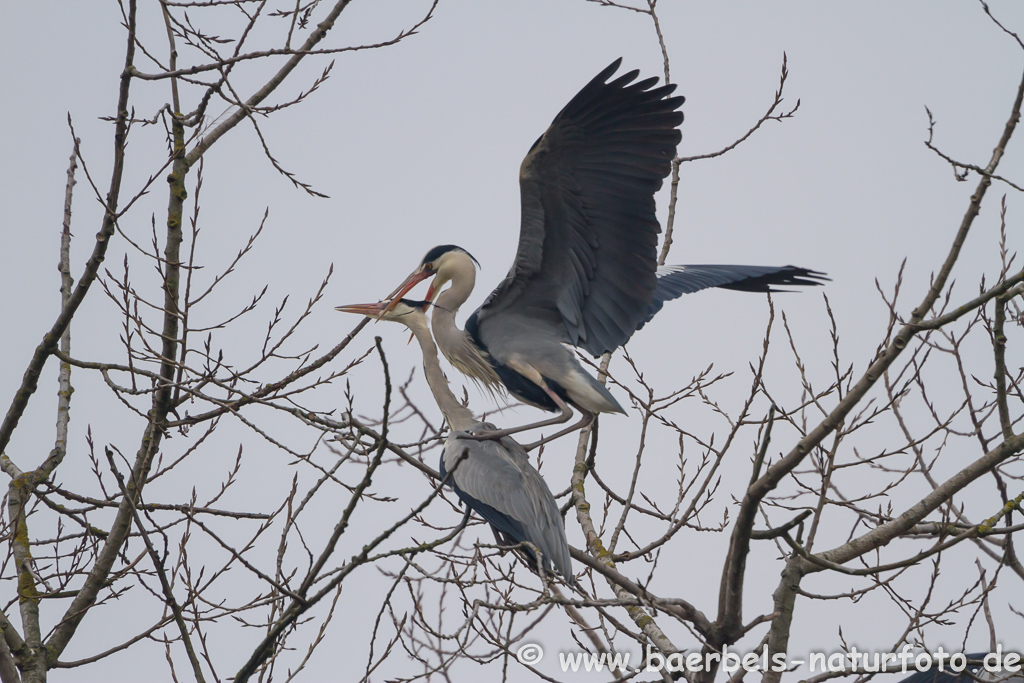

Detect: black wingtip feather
635,264,829,330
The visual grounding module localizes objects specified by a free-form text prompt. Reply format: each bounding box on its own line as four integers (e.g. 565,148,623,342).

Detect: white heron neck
407,316,475,432
434,254,476,312
430,299,503,391
430,302,464,356
428,255,502,388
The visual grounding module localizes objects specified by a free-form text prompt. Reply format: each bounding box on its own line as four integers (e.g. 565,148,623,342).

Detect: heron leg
462,383,575,442
522,408,594,452
492,526,509,555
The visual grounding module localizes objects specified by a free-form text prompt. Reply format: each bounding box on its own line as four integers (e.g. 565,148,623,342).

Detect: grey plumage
441,428,573,582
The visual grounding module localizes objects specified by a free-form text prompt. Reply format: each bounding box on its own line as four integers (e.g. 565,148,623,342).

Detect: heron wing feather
636,264,830,330
476,59,684,357
443,432,572,581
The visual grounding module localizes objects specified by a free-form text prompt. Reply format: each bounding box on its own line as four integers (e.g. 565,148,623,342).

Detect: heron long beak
335,301,389,317
380,268,434,317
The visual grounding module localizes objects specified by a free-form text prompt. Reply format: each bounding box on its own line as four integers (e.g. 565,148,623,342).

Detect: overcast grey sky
2,1,1023,680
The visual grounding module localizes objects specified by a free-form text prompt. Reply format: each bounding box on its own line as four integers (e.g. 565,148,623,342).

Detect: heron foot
457,428,507,442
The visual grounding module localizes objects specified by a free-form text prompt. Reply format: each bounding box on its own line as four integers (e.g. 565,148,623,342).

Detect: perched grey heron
387,60,826,444
336,298,573,584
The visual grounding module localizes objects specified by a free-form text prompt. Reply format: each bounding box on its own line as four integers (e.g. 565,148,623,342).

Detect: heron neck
430,301,464,356
408,318,475,432
431,266,477,367
434,258,475,314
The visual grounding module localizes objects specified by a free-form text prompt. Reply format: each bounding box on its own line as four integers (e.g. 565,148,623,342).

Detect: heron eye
424,263,434,272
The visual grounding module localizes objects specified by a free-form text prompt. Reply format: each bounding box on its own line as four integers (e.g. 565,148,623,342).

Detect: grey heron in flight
387,60,826,445
336,298,574,585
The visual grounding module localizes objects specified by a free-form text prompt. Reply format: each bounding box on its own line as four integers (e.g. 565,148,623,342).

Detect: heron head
335,298,429,323
419,245,479,302
383,245,479,315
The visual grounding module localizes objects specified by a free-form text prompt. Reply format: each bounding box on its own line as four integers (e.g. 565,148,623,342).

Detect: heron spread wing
636,264,830,330
442,433,572,582
476,58,684,357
